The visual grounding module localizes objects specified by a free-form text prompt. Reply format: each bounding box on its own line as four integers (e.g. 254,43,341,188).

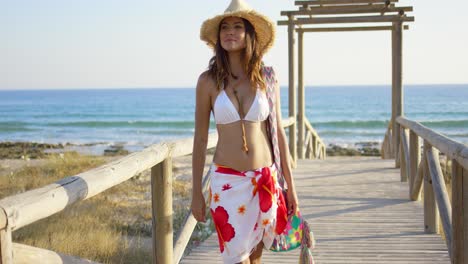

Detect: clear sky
2,0,467,90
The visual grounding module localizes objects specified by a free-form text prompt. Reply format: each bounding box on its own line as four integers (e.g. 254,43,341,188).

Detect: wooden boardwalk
181,156,450,264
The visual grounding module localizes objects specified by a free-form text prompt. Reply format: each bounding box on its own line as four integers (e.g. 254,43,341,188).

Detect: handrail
396,116,468,262
397,116,468,168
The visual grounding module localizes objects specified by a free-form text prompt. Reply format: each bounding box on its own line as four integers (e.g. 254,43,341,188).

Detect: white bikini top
213,85,270,125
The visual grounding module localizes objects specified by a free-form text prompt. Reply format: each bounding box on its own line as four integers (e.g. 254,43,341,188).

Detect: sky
1,0,468,90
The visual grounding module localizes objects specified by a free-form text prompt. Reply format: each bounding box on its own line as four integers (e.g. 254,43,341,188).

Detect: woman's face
219,16,246,53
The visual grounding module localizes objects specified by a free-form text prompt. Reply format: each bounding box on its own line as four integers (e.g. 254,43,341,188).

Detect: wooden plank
295,0,398,6
182,157,450,263
278,15,414,26
425,144,452,257
298,25,409,32
396,116,468,170
152,157,173,264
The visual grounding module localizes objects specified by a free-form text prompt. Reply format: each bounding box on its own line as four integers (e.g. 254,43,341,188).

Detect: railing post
423,141,439,234
151,157,173,264
392,21,403,169
452,159,468,263
297,29,305,160
409,130,420,198
400,127,408,182
287,14,297,165
0,208,12,264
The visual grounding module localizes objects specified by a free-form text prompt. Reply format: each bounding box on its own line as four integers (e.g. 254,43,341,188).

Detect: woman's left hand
286,188,299,216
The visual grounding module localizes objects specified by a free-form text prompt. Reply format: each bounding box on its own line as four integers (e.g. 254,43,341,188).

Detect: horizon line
1,83,467,91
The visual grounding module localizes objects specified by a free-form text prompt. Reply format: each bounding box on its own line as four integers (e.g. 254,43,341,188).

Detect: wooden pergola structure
278,0,414,166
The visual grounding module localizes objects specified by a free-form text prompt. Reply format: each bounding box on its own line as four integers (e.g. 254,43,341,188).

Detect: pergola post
287,14,297,164
392,20,403,168
297,29,305,159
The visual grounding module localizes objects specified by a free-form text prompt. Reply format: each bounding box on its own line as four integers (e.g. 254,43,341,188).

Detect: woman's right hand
191,191,206,222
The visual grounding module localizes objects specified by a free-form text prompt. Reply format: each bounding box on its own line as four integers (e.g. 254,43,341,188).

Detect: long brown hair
207,17,266,92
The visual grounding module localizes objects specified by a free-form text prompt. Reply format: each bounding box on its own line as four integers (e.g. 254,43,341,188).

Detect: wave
45,120,197,129
312,119,468,129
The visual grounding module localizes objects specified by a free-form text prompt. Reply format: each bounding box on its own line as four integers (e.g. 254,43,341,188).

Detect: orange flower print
251,178,258,196
237,205,246,215
213,193,220,203
262,219,270,227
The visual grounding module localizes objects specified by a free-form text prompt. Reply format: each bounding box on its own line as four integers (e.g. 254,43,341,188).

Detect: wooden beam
282,5,413,16
409,130,421,199
278,15,413,26
297,30,305,159
452,159,468,263
287,14,297,165
297,25,408,32
13,243,97,264
400,127,409,182
410,157,424,201
423,143,439,234
152,157,173,264
392,21,403,168
295,0,398,6
396,116,468,170
425,144,452,257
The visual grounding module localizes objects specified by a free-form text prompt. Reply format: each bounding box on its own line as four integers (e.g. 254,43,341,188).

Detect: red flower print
275,190,288,235
213,193,220,203
222,184,232,191
257,167,275,212
215,166,246,176
211,206,236,253
237,205,246,215
253,222,258,231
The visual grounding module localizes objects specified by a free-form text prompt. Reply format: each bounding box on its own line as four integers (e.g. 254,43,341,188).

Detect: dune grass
0,152,155,263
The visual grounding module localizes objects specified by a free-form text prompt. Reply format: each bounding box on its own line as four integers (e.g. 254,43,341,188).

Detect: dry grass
1,151,156,263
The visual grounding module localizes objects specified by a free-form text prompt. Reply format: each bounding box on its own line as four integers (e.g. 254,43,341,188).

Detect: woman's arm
273,70,299,215
191,71,212,222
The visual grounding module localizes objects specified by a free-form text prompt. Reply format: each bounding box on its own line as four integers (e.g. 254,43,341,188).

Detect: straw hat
200,0,276,56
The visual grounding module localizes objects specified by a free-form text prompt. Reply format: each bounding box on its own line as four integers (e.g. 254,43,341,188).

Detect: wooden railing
0,117,301,264
381,120,395,159
303,117,326,160
396,116,468,262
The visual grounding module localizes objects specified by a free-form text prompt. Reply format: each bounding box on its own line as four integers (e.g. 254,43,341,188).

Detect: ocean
1,84,467,154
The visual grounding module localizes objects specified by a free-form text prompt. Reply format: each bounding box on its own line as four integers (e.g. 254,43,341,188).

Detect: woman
191,0,299,263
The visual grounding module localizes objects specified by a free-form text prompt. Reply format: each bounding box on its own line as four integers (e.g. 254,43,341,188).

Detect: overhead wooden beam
297,25,408,32
278,15,414,25
295,0,398,6
281,5,412,16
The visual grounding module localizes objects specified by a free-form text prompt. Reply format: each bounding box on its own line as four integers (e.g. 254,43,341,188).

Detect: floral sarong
209,162,288,263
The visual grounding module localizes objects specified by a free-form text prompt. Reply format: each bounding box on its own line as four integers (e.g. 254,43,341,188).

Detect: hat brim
200,10,275,56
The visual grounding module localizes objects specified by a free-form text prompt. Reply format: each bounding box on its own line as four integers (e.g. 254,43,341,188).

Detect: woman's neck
227,52,246,79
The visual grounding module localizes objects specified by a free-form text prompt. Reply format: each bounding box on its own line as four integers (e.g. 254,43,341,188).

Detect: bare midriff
213,120,274,172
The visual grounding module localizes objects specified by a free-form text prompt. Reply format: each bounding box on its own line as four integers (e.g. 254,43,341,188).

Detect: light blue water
0,84,467,152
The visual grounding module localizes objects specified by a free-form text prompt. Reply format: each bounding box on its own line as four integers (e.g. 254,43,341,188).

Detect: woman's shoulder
197,70,217,91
